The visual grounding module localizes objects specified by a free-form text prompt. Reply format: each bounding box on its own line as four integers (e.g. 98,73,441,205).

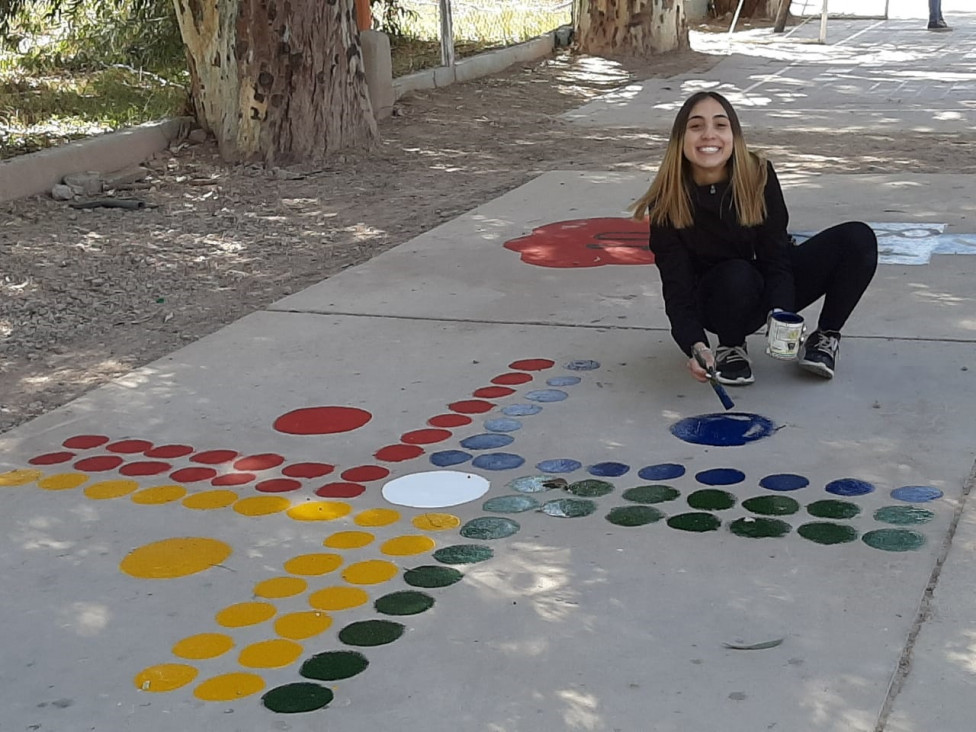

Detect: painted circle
412,513,461,531
74,455,123,472
622,484,680,504
170,467,217,483
274,406,372,435
354,508,400,526
508,358,555,371
525,389,568,402
798,522,859,545
37,473,88,491
234,453,284,471
687,489,736,511
284,553,343,575
182,490,238,510
254,577,308,598
262,682,334,714
210,473,255,487
255,478,301,493
606,505,665,527
448,399,495,414
404,565,463,588
374,444,425,462
134,664,198,693
282,462,334,478
540,498,597,518
460,517,520,539
324,530,375,548
338,619,405,647
492,372,533,385
132,485,187,504
472,453,525,471
566,479,614,497
315,482,366,498
460,433,515,450
826,478,875,497
216,602,276,628
120,537,232,579
374,590,436,615
401,428,453,445
29,452,75,465
874,506,935,525
862,528,926,552
238,639,303,669
891,486,943,503
760,473,810,492
120,461,172,477
63,434,109,449
432,544,494,564
85,479,140,499
535,459,581,473
194,672,264,701
0,468,42,485
508,475,559,493
308,586,370,611
695,468,745,486
191,450,238,465
341,465,390,482
729,517,792,538
342,559,399,584
380,535,436,556
482,494,540,513
106,439,153,454
172,633,235,660
670,413,776,447
547,376,582,386
430,450,472,467
275,611,333,640
235,496,291,516
145,444,194,458
807,499,861,519
667,512,721,532
638,463,685,481
565,359,600,370
484,417,522,432
587,462,629,478
428,414,473,428
742,495,800,516
473,386,516,398
286,501,352,521
300,650,369,681
382,470,490,508
503,404,542,416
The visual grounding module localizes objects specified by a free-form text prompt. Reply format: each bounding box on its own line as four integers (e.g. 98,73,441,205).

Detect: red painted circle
170,467,218,483
428,414,472,428
282,462,335,479
29,452,75,465
340,465,390,482
74,455,124,472
212,473,256,486
508,359,555,371
374,444,425,462
63,435,109,449
491,372,533,385
233,453,285,471
256,478,302,493
106,439,153,454
145,444,195,458
315,482,366,498
473,386,516,399
191,450,239,465
448,400,495,414
401,428,453,445
120,461,172,477
274,406,372,435
503,217,654,268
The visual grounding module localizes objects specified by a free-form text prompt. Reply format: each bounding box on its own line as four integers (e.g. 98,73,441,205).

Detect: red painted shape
170,467,218,483
106,439,153,454
316,482,366,498
256,478,302,493
491,372,533,385
473,386,516,399
233,453,285,471
274,406,372,435
63,435,110,449
448,399,495,414
282,462,335,479
212,473,256,486
191,450,239,465
120,461,172,477
74,455,124,472
503,217,653,268
146,444,195,458
401,428,453,445
374,444,425,462
428,414,472,428
29,452,75,465
341,465,390,482
508,359,555,371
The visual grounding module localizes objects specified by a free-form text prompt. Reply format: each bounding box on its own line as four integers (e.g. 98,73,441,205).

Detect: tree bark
173,0,377,164
712,0,772,17
773,0,790,32
577,0,688,56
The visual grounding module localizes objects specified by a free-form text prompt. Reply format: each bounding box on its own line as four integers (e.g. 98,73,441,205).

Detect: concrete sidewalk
1,11,974,732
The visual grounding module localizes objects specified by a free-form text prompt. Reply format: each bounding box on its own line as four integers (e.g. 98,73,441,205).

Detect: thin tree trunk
773,0,790,32
577,0,687,56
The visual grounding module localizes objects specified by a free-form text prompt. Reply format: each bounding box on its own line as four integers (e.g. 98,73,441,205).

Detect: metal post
818,0,828,43
439,0,456,68
728,0,746,35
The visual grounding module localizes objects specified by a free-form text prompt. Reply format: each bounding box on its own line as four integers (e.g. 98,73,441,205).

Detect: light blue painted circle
760,473,809,492
471,453,525,471
670,413,776,447
525,389,568,403
547,376,582,387
460,433,515,450
507,475,558,493
482,494,540,513
588,462,630,478
565,360,600,371
695,468,746,486
638,463,686,481
484,418,522,433
826,478,875,497
429,450,472,467
502,404,542,417
536,459,582,473
891,486,943,503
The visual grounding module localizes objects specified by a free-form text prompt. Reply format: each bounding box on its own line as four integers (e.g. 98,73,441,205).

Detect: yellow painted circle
274,611,333,640
354,508,400,527
283,553,343,576
194,672,265,701
381,535,436,556
238,639,303,669
134,663,198,692
254,576,308,599
215,602,277,628
412,513,461,531
342,559,399,585
308,586,370,611
84,480,140,500
182,490,238,510
120,537,232,579
172,633,235,660
0,469,42,486
37,473,88,491
132,485,187,505
287,501,352,522
234,496,291,517
324,530,374,549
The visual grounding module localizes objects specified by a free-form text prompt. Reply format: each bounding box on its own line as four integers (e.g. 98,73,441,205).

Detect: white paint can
766,311,805,360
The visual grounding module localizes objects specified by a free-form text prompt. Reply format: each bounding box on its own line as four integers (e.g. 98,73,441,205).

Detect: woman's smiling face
682,96,734,185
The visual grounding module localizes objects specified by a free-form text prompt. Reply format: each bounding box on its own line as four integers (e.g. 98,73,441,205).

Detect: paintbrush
693,350,735,411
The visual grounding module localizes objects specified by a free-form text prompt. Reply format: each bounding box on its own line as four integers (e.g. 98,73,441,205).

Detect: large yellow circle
37,473,88,491
182,490,238,510
0,469,42,486
194,672,265,701
234,496,291,516
134,663,198,692
254,576,308,598
274,611,333,640
287,501,351,522
412,513,461,531
132,485,187,505
215,602,277,628
172,633,235,660
381,535,436,556
342,559,399,585
308,586,370,611
238,639,303,669
119,537,232,579
324,531,374,549
354,508,400,526
283,553,343,576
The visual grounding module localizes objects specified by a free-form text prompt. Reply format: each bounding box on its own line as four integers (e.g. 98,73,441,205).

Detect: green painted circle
606,505,665,527
540,498,597,518
742,495,800,516
687,489,736,511
338,619,405,647
262,682,333,713
622,484,680,504
507,475,560,493
374,590,435,616
667,512,721,532
797,522,858,545
806,499,861,519
874,506,935,526
862,528,926,552
403,565,463,588
729,517,791,538
300,650,369,681
482,494,540,513
432,544,494,565
460,516,520,540
566,479,614,497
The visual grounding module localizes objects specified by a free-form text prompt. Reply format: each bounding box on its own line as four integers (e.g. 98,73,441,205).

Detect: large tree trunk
173,0,377,164
577,0,688,56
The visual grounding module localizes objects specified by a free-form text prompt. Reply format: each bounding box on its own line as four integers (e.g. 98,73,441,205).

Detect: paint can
765,311,805,360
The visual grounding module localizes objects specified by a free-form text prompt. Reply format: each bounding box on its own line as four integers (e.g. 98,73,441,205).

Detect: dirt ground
2,42,975,436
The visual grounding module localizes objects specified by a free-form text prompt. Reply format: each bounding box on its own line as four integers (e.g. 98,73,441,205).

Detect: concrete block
433,65,457,88
361,30,396,120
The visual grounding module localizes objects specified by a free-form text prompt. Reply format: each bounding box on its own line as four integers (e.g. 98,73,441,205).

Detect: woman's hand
688,342,714,383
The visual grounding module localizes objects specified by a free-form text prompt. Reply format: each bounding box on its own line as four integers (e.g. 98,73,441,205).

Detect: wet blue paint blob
547,376,582,387
891,486,943,503
502,404,542,417
429,450,472,467
565,360,600,371
508,475,559,493
484,418,522,433
695,468,745,486
460,433,515,450
472,453,525,471
826,478,875,497
670,413,776,447
536,458,582,473
525,389,568,403
588,462,630,478
760,473,810,492
638,463,686,481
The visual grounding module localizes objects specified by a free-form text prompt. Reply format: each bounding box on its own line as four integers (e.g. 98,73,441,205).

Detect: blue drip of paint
429,450,472,467
826,478,875,497
760,473,810,492
547,376,582,387
670,413,776,447
484,417,522,433
587,461,630,478
536,458,582,473
471,453,525,471
695,468,746,486
638,463,686,480
525,389,568,403
460,433,515,450
891,486,943,503
565,360,601,371
503,404,543,417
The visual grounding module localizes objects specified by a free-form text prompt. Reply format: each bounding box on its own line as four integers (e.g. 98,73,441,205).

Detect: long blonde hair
631,91,768,229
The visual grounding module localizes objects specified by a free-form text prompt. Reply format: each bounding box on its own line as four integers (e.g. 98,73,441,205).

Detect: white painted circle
381,470,490,508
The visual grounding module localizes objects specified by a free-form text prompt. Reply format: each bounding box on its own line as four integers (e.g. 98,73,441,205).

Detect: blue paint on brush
484,418,522,433
638,463,686,481
826,478,875,497
670,413,776,447
891,486,943,503
525,389,568,403
429,450,472,467
472,453,525,471
503,404,542,417
695,468,745,486
460,433,515,450
760,473,810,492
587,462,630,478
547,376,582,387
536,458,582,473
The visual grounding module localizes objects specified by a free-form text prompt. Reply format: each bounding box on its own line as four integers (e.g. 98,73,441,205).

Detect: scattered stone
50,184,75,201
187,128,208,144
103,166,151,189
63,171,104,196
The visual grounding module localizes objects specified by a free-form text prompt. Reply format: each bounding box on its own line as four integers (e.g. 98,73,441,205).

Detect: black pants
699,221,878,347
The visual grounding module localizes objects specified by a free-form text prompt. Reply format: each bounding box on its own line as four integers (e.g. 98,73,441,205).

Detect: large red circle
274,406,372,435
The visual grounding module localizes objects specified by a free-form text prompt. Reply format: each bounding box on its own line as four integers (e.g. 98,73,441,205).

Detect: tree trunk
712,0,774,18
173,0,377,164
577,0,688,56
773,0,790,32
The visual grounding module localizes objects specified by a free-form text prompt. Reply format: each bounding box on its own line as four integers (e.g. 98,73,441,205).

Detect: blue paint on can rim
670,413,777,447
525,389,569,403
484,418,522,432
429,450,472,467
587,462,630,478
638,463,686,480
891,485,943,503
472,453,525,471
547,376,582,387
565,360,600,371
760,473,810,492
826,478,875,497
460,433,515,450
502,404,543,417
695,468,745,486
536,458,582,473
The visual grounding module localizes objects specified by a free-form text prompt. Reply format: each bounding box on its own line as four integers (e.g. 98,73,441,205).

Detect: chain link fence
398,0,572,45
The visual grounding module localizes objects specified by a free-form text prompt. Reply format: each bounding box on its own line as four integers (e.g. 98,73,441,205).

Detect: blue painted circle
502,404,542,417
638,463,686,481
565,360,600,371
525,389,568,403
484,418,522,433
670,413,776,447
471,453,525,471
760,473,810,492
891,486,943,503
460,433,515,450
547,376,582,387
587,462,630,478
695,468,746,486
429,450,472,467
536,458,582,473
826,478,875,497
